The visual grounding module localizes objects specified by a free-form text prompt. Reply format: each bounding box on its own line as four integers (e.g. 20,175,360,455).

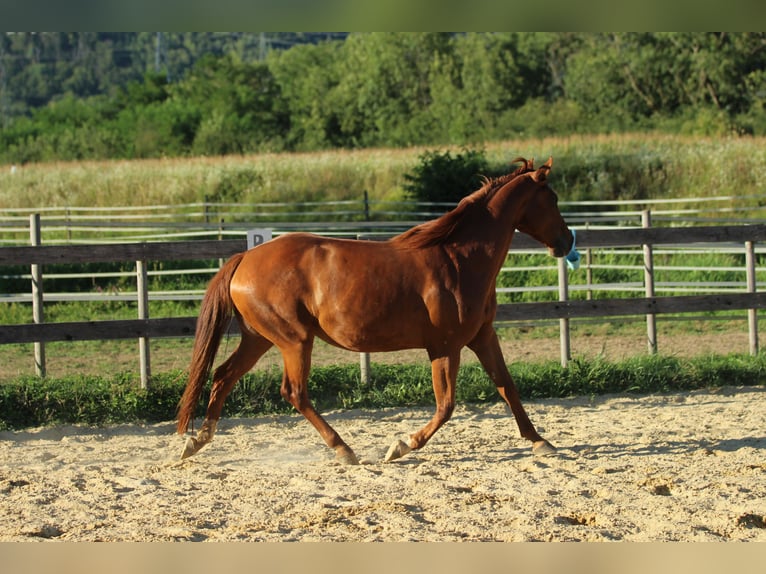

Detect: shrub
402,148,491,205
207,167,264,204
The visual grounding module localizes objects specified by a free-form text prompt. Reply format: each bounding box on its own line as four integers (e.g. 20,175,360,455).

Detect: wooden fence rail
1,221,764,387
4,194,766,245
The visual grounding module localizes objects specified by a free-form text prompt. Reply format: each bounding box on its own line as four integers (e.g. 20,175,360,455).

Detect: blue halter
566,229,581,271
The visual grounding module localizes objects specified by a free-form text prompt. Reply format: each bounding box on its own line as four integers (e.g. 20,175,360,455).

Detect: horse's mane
391,157,535,249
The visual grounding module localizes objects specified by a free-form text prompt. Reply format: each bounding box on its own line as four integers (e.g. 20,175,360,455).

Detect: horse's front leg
468,324,556,456
385,351,460,462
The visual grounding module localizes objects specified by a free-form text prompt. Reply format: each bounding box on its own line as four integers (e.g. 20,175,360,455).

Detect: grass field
3,133,766,210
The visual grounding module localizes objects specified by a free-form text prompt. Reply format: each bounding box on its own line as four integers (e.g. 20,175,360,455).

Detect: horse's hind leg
181,332,273,459
280,343,359,465
468,323,555,456
385,351,460,462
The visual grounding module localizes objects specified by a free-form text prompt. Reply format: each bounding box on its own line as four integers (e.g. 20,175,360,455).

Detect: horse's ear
531,157,553,183
511,157,534,171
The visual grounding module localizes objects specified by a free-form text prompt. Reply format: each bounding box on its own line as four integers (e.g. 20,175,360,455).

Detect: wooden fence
3,194,766,245
1,220,765,387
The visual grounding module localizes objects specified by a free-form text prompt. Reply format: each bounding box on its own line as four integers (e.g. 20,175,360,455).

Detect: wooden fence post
558,256,570,367
354,231,372,383
360,351,371,385
137,259,151,388
30,214,46,377
218,218,225,267
584,222,593,300
745,240,759,356
642,210,658,354
65,208,72,243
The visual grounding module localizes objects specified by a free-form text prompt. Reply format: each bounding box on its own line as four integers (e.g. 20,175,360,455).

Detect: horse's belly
316,310,427,353
315,296,476,354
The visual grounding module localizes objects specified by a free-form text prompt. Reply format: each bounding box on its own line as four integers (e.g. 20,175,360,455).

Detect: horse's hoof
335,447,360,465
532,439,557,456
180,437,201,460
384,439,412,462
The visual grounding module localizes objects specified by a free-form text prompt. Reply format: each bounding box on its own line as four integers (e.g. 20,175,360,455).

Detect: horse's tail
176,251,246,434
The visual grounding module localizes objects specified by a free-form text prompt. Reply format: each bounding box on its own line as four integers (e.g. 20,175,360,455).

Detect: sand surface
1,385,764,542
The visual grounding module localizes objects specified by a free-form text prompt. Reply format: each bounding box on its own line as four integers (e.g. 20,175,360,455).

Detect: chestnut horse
177,157,575,464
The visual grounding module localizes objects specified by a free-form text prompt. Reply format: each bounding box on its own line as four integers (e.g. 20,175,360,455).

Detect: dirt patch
1,386,764,542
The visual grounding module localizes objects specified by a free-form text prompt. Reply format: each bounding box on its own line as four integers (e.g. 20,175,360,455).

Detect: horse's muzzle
550,229,575,258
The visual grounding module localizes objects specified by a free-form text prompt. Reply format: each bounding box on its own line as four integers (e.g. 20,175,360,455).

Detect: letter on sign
247,228,273,250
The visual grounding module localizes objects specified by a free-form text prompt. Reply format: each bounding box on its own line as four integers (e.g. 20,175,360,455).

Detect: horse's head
513,157,575,258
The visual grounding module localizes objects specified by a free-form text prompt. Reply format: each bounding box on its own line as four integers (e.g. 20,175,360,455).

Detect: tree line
2,32,766,164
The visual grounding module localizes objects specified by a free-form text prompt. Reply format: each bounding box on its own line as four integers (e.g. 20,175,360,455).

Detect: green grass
1,353,764,431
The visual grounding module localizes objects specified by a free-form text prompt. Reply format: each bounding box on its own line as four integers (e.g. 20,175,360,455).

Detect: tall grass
0,148,418,209
3,134,766,211
486,133,766,201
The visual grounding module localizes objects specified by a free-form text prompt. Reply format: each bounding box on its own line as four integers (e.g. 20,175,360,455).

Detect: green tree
428,32,553,143
267,40,344,150
563,32,766,133
170,54,288,155
563,33,647,130
330,32,453,147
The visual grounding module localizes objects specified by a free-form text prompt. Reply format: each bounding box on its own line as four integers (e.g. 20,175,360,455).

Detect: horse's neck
447,191,523,279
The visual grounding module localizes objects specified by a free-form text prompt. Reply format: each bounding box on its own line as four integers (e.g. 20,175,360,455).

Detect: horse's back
237,232,400,278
